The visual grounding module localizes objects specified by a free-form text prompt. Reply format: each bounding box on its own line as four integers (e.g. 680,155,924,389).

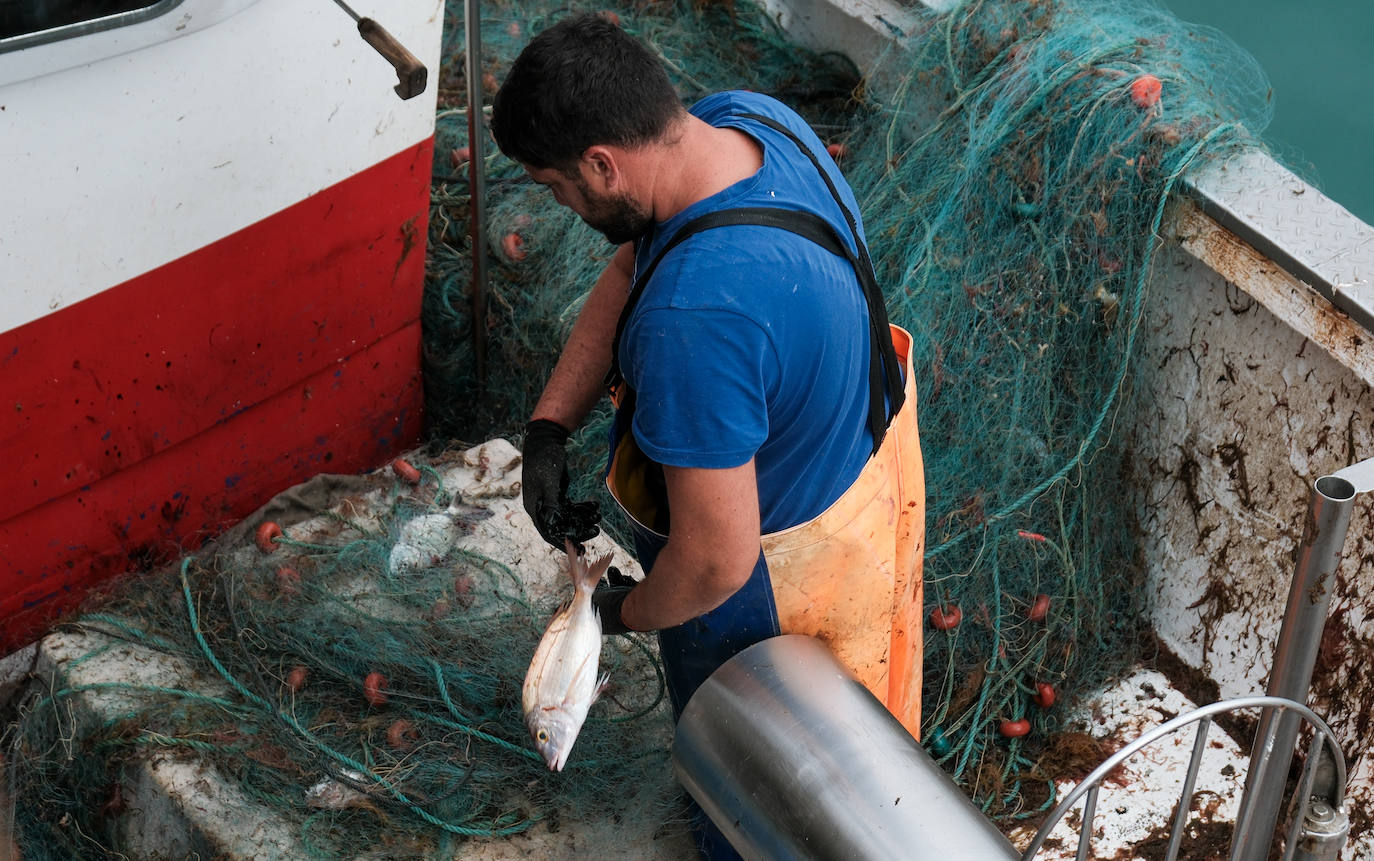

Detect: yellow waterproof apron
758,323,923,734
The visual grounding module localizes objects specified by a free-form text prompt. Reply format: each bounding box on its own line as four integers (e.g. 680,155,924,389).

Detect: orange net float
1129,73,1162,108
502,232,527,261
275,565,301,598
390,457,422,484
363,671,389,706
387,719,418,750
929,605,962,631
286,665,309,693
255,521,282,553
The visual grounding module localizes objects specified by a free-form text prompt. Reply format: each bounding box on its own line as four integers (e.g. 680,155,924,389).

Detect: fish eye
537,729,548,743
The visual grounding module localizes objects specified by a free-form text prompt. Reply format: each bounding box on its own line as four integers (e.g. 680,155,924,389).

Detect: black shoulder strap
737,112,906,443
606,206,847,383
604,112,905,454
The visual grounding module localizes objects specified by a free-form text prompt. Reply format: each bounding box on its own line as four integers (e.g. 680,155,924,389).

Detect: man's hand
592,566,637,635
521,419,601,551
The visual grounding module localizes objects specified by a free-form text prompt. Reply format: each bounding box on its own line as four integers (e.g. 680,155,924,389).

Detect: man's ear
580,145,621,191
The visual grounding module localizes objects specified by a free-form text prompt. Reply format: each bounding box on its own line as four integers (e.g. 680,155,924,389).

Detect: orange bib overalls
608,324,925,736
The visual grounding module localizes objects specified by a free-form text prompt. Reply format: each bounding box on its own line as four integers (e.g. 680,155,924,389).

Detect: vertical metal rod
1165,717,1212,861
1075,786,1098,861
1280,728,1328,860
1230,454,1374,861
1229,715,1280,861
463,0,488,392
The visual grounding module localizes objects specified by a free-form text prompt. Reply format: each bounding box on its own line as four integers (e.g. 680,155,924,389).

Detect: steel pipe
1230,455,1373,860
463,0,489,390
672,634,1018,861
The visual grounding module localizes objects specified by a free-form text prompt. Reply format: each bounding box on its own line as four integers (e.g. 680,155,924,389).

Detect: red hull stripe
0,323,424,650
0,141,433,651
1,141,432,524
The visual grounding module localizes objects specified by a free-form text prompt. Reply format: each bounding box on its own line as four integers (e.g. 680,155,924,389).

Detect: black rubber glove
592,566,637,635
521,419,601,551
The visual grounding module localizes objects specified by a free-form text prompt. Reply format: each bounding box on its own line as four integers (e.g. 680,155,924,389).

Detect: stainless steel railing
1020,695,1348,861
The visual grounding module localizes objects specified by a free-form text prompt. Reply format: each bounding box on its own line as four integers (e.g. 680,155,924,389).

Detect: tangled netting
6,0,1279,853
7,452,684,858
426,0,1273,819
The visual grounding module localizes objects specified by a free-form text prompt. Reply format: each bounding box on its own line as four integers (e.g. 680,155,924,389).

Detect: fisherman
493,13,925,853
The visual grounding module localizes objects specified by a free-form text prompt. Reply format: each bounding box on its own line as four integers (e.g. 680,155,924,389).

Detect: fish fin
590,672,610,705
582,554,614,595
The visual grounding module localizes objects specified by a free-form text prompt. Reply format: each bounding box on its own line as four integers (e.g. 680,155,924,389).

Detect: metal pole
463,0,488,392
1230,455,1374,860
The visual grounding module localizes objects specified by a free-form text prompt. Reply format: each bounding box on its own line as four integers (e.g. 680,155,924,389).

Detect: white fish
388,501,492,575
521,540,612,771
305,770,377,811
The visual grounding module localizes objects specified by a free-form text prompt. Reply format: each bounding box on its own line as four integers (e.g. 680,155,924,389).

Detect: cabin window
0,0,182,50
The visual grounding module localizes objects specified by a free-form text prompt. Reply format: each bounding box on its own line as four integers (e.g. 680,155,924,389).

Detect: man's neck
645,115,763,223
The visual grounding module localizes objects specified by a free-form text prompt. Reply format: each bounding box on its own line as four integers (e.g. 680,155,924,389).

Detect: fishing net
5,0,1280,853
6,443,687,858
844,0,1271,816
425,0,1274,821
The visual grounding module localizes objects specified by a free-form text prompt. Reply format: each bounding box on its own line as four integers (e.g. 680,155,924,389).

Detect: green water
1164,0,1374,225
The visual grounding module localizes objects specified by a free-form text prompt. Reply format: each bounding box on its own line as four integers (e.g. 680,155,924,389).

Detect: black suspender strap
737,112,906,441
604,111,905,454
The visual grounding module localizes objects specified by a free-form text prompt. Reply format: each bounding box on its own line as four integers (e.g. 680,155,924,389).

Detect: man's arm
530,242,635,429
618,460,761,630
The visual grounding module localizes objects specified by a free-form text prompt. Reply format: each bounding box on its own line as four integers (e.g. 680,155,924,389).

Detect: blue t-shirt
619,91,875,534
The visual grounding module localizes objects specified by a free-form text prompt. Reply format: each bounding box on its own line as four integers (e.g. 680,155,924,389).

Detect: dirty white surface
1133,220,1374,852
20,439,689,860
1010,670,1247,858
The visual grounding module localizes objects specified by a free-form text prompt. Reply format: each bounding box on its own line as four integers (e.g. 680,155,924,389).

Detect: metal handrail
1020,695,1346,861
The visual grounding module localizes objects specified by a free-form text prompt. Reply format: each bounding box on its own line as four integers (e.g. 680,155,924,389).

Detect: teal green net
425,0,1273,817
846,0,1270,811
6,0,1279,854
7,460,684,858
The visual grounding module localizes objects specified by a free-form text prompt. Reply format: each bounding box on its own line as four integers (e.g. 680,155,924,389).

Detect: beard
578,185,653,245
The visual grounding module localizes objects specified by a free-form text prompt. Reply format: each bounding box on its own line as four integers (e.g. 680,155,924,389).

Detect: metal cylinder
1292,800,1350,861
1231,455,1374,861
672,635,1018,861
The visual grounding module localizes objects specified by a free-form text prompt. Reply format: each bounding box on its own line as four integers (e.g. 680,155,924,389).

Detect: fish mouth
531,732,565,772
542,746,567,772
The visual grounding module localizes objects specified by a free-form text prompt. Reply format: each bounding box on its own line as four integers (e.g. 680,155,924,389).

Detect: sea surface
1163,0,1374,226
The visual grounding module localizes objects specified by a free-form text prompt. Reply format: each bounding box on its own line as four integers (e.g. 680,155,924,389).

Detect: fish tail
564,539,613,597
